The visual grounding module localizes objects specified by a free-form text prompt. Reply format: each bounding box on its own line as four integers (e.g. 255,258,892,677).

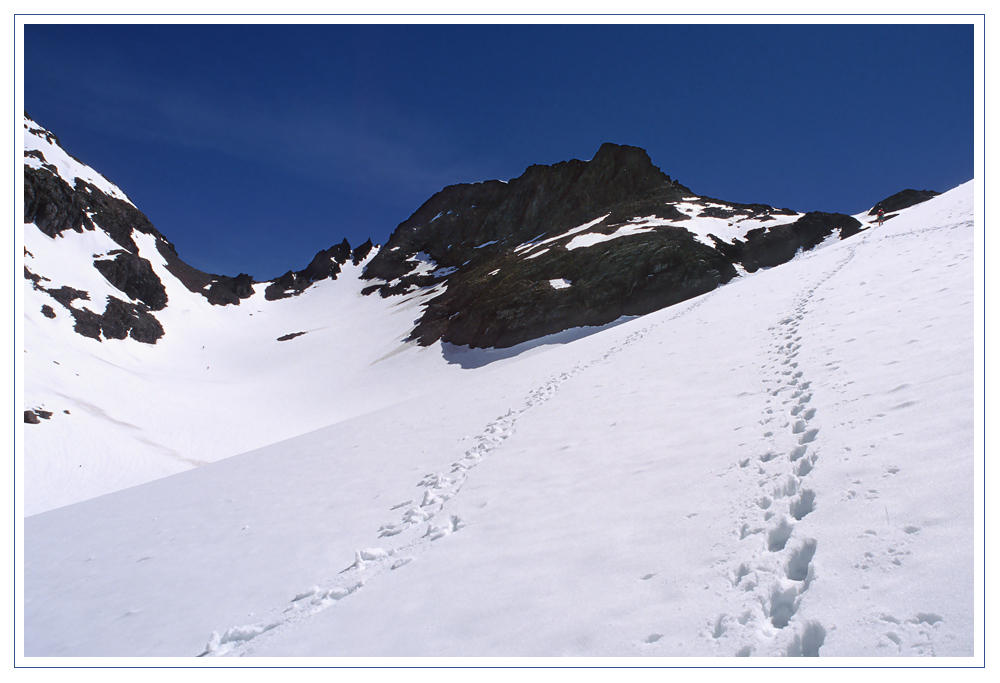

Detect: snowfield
21,182,979,661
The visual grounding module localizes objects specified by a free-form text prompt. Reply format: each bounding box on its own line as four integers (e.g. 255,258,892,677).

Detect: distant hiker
877,208,885,226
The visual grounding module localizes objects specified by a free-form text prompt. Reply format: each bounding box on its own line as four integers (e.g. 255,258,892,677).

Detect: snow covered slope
23,227,468,514
23,182,976,658
23,114,465,515
21,120,871,518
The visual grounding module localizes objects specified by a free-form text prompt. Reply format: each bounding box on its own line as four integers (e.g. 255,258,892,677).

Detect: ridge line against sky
20,16,976,280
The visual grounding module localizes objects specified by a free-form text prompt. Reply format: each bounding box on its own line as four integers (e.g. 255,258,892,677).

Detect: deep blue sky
24,23,973,280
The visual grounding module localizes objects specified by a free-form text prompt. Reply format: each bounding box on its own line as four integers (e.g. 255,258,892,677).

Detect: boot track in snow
198,287,721,656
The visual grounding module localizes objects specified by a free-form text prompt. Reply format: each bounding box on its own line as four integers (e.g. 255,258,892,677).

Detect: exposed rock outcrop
265,238,376,300
361,143,862,349
870,189,940,217
710,212,863,272
93,250,168,311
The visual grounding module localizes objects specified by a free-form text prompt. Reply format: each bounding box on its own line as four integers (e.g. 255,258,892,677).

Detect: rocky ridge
360,143,869,349
24,114,939,354
22,114,368,342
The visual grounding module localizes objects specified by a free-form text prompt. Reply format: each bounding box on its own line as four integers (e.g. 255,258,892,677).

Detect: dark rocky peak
356,142,874,350
870,189,939,217
25,158,221,313
580,142,673,195
362,143,693,291
265,237,373,301
352,238,375,266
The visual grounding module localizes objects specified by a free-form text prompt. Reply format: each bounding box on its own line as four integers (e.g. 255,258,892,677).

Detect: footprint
768,519,793,551
712,614,727,639
796,457,815,477
799,429,819,445
786,539,817,581
378,524,404,538
790,490,816,520
769,585,799,628
786,621,826,656
774,476,798,498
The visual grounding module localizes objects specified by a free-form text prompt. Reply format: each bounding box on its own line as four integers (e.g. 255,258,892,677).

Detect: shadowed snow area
24,183,975,658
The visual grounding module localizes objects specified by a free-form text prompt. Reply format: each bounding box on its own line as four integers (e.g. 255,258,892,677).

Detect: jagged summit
363,142,690,284
360,142,869,349
265,238,375,301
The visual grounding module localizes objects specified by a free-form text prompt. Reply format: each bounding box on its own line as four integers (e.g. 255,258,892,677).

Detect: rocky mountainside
360,143,866,348
22,114,372,345
23,112,939,355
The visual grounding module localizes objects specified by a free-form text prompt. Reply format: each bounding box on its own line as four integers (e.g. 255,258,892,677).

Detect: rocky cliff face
361,143,867,349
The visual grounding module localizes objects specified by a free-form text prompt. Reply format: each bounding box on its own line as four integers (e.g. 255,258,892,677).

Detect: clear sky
23,22,974,281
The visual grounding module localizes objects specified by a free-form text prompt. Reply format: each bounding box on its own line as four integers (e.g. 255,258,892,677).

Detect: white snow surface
515,214,611,254
23,213,460,514
565,219,658,250
22,182,978,660
671,203,804,247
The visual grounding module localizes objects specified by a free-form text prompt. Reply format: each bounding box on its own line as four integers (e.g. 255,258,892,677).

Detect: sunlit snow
23,182,976,659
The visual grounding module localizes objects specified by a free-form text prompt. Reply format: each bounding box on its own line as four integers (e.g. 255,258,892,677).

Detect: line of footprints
645,299,825,656
637,251,862,657
714,292,833,656
199,289,722,656
198,380,566,656
719,248,860,656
